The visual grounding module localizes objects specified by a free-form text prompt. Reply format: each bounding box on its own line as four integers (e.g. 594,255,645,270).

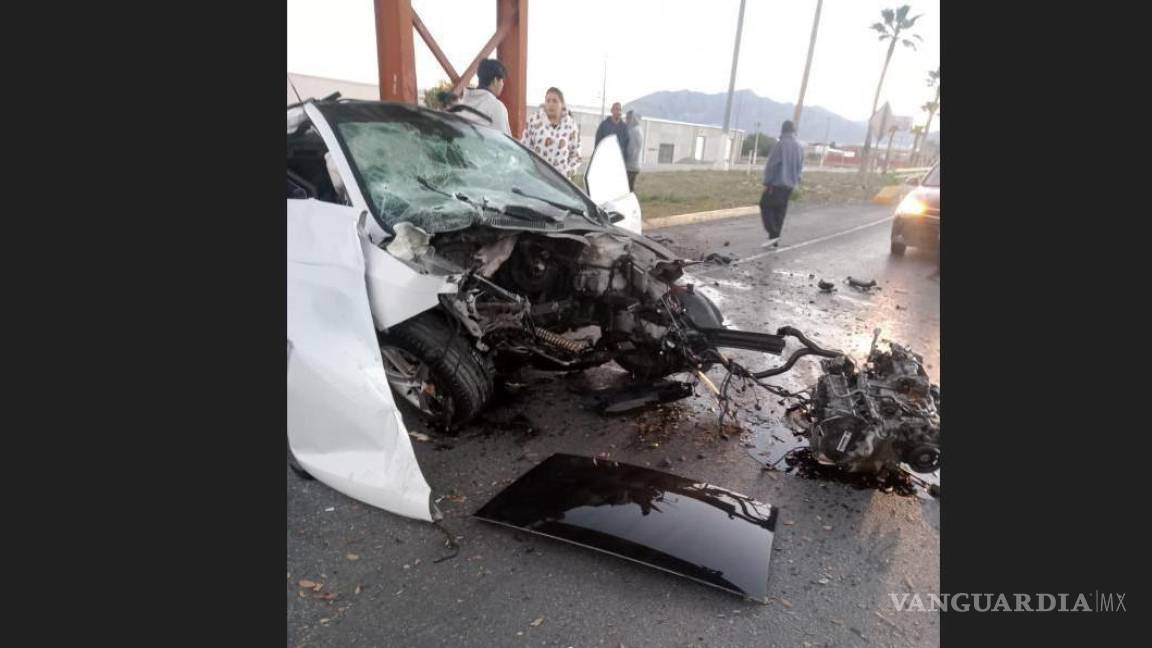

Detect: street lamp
721,0,747,171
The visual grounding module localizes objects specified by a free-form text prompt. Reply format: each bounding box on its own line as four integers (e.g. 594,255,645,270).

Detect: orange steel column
496,0,528,138
374,0,417,103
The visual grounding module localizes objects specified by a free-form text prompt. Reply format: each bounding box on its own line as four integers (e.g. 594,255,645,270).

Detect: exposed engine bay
394,225,731,395
381,223,941,490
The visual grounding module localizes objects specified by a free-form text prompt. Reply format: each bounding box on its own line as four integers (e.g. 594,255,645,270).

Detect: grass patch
610,170,899,220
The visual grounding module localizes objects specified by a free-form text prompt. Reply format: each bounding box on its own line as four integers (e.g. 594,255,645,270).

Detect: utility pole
722,0,747,134
598,58,607,120
731,93,745,169
721,0,747,171
733,93,744,134
793,0,824,131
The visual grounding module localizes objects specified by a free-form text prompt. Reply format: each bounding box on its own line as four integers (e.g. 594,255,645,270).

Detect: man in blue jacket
759,120,804,248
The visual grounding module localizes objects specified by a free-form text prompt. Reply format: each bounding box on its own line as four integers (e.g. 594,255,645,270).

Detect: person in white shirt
457,59,511,136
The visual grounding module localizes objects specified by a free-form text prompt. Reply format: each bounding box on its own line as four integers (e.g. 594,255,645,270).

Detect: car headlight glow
896,193,928,216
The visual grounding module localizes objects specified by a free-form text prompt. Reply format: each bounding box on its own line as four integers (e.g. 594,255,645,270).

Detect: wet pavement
287,202,941,647
664,203,941,497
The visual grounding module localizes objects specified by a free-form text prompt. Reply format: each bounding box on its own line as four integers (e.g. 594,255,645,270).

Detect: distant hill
624,89,937,147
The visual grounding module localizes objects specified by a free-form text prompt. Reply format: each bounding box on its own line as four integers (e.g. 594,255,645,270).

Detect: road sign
869,102,892,138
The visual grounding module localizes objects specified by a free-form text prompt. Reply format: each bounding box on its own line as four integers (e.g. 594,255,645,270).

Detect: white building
288,72,379,103
560,105,744,172
288,73,745,171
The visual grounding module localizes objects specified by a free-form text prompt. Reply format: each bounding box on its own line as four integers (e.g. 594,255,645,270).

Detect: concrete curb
643,191,900,230
893,167,932,176
644,205,760,230
871,184,914,206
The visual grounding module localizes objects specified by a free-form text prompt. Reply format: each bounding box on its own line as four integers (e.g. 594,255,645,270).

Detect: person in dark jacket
758,120,805,248
594,102,630,160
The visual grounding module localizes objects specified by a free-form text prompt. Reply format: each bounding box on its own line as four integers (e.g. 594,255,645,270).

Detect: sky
287,0,940,127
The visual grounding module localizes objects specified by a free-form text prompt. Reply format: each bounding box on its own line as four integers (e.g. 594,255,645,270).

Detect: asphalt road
287,201,941,648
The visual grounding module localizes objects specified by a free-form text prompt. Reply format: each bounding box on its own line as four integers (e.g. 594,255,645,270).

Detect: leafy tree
915,67,941,162
741,134,777,158
422,80,455,109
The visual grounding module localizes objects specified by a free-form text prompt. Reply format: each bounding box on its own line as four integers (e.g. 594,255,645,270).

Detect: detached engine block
808,341,941,474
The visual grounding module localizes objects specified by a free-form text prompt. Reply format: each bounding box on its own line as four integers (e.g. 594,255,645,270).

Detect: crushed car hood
474,453,778,602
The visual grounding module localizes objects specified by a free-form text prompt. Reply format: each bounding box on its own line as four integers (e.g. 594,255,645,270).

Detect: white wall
288,72,379,103
563,108,743,172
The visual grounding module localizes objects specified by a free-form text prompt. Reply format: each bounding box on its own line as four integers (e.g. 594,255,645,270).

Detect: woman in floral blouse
521,87,581,178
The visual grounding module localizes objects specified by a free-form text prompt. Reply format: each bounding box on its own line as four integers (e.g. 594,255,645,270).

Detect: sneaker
760,237,780,248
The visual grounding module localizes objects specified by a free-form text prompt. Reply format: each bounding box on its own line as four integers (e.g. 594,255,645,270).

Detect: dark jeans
759,185,793,238
627,171,639,192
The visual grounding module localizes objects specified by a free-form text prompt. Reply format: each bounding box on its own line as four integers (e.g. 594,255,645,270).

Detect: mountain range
624,89,937,147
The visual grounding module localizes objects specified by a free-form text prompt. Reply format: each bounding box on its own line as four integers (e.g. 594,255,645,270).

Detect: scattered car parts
768,329,941,481
808,337,940,474
586,380,695,414
846,276,879,292
702,252,735,265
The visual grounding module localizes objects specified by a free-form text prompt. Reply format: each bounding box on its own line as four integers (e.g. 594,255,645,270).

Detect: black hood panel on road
474,453,778,602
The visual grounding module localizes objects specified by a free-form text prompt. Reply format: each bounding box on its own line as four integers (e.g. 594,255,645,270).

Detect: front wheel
890,219,907,256
378,311,494,429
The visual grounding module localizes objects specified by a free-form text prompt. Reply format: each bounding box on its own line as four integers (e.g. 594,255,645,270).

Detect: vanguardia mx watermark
891,592,1127,612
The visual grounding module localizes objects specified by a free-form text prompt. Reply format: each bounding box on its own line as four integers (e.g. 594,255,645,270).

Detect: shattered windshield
318,102,594,233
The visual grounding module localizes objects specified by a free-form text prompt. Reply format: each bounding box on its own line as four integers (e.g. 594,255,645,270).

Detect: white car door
584,134,642,235
286,198,435,521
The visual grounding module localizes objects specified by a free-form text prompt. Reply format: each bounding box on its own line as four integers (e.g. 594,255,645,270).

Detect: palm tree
910,124,926,163
882,124,900,174
916,67,941,163
859,5,923,175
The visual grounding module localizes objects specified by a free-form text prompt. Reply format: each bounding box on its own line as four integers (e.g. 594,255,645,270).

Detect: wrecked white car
287,98,726,519
288,100,735,426
286,99,940,521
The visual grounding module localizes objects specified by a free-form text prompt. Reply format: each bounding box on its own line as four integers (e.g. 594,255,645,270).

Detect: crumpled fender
286,199,435,521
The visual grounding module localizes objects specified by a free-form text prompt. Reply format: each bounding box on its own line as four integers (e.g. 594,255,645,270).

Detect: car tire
890,240,907,256
379,310,494,429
